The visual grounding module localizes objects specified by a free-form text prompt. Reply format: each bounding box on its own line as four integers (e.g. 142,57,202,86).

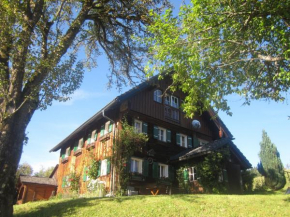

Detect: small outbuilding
16,175,57,204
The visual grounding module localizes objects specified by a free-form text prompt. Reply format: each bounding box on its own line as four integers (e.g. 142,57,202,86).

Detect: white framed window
90,130,97,143
100,159,108,176
131,158,143,174
159,164,168,178
134,120,142,133
158,127,166,142
180,134,187,148
199,139,208,146
165,94,171,105
154,89,162,103
78,138,84,149
101,121,113,136
65,147,70,157
171,96,179,108
188,167,197,182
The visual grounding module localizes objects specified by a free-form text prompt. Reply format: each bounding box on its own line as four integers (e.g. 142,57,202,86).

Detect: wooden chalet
49,76,251,195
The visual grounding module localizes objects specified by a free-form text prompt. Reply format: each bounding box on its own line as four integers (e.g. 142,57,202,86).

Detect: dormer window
164,94,179,109
154,89,162,103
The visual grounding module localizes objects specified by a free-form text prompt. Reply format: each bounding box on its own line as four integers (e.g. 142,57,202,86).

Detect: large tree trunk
0,101,37,217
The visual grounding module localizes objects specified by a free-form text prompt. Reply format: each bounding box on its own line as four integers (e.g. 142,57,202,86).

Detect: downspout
102,109,115,196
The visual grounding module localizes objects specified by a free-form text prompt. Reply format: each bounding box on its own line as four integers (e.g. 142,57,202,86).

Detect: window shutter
62,177,66,188
183,169,189,181
83,167,87,181
153,126,159,139
61,153,65,160
126,158,131,173
107,159,111,175
166,130,171,143
142,160,149,177
152,162,159,178
142,122,148,134
79,138,84,148
87,136,91,145
187,136,193,148
176,133,181,145
100,125,105,136
223,169,228,182
97,161,101,177
193,137,199,148
169,166,174,181
108,122,113,133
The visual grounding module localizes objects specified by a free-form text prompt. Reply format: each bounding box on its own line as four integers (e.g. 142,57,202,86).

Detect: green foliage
252,176,266,192
87,156,100,180
113,118,148,195
34,166,54,178
241,168,262,192
176,166,190,193
143,0,290,116
16,162,33,179
197,149,229,193
68,172,80,193
258,130,286,190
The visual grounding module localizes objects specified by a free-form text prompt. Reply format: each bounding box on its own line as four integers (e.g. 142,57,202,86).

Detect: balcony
164,106,180,123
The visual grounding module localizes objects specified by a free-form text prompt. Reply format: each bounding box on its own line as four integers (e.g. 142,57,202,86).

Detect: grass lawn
14,194,290,217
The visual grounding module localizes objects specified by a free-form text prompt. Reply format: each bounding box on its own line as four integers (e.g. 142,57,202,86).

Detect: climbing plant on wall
113,118,148,195
197,148,230,193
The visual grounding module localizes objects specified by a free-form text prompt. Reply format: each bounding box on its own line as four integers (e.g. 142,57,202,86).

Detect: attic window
154,89,162,103
100,121,113,137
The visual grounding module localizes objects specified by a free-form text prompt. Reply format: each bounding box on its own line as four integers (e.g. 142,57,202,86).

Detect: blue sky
19,1,290,173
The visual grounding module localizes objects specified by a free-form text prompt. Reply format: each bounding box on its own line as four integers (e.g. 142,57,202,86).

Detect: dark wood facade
50,76,251,195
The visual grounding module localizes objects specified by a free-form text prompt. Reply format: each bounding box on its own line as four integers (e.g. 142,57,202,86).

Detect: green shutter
176,133,181,145
83,167,87,181
166,130,171,143
153,126,159,139
153,162,159,179
97,161,101,177
126,158,131,173
107,159,111,175
61,153,65,160
100,125,105,136
169,166,174,181
223,169,228,182
183,169,189,181
142,160,149,177
187,136,193,148
142,122,148,134
62,177,66,188
193,137,199,148
108,122,113,133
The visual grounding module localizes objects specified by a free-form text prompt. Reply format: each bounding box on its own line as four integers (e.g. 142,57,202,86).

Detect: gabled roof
49,75,234,152
19,176,57,186
49,77,157,152
170,138,251,169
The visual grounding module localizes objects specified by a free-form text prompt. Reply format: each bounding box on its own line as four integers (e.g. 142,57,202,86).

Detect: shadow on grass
284,197,290,202
14,196,151,217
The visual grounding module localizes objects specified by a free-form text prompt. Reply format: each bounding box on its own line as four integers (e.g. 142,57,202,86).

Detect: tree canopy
0,1,169,216
15,163,33,179
144,0,290,116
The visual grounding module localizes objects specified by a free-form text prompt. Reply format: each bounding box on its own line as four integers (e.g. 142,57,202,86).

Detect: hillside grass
14,193,290,217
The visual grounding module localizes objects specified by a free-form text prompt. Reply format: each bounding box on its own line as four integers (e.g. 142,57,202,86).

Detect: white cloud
55,89,108,106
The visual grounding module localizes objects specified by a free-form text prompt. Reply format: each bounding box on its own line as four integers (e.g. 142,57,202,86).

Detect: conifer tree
258,130,286,190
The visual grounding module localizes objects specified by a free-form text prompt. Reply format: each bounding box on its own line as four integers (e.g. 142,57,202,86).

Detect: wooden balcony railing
164,105,180,122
